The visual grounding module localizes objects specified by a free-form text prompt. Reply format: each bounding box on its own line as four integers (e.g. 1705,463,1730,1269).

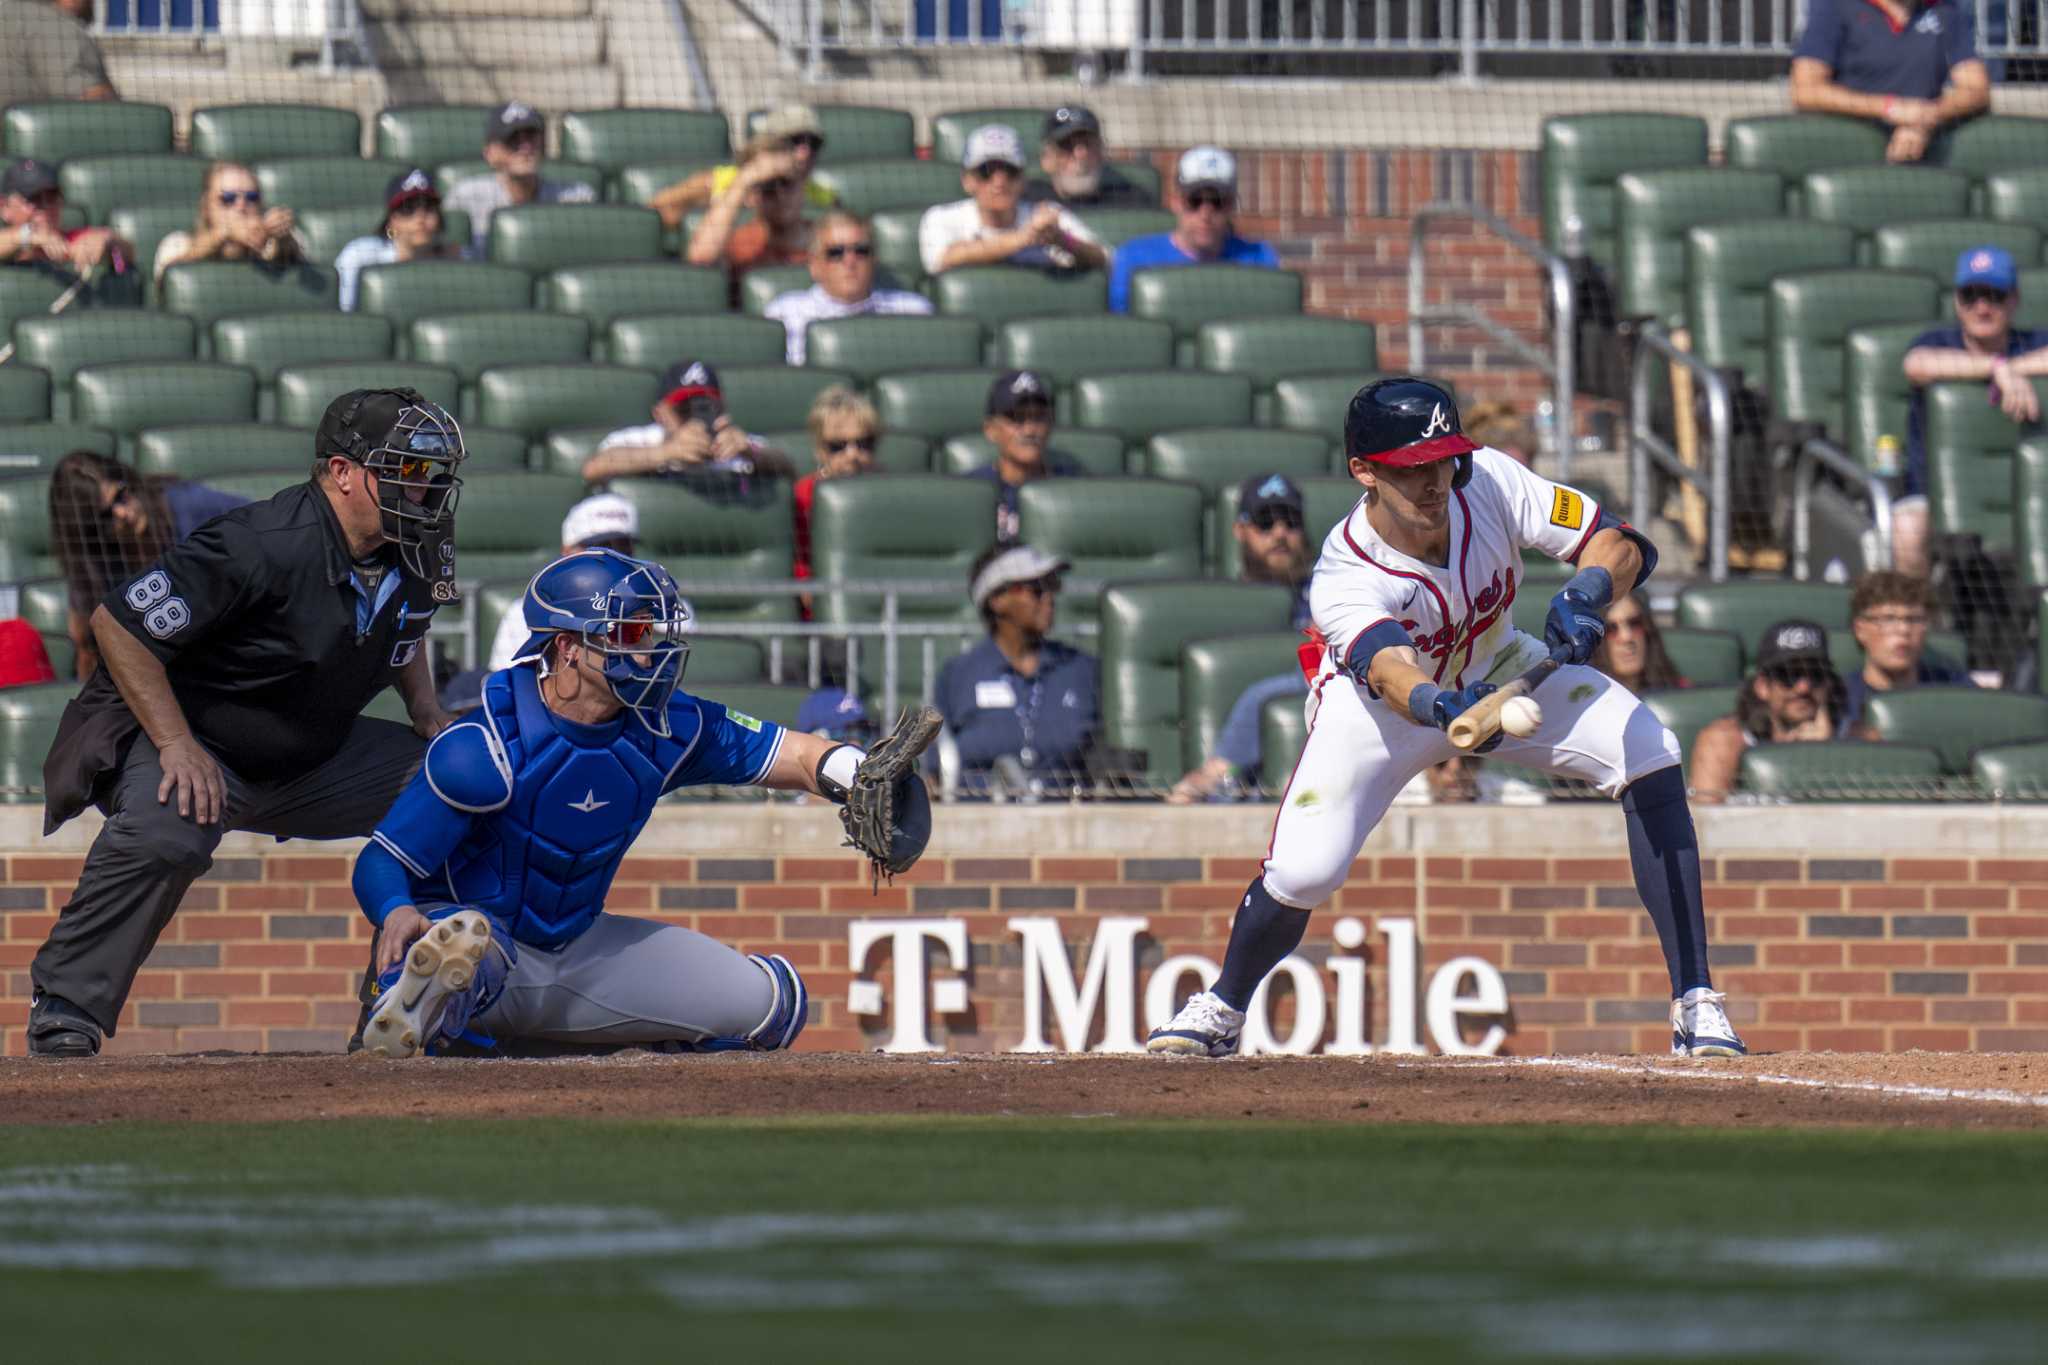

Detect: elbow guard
1579,509,1659,589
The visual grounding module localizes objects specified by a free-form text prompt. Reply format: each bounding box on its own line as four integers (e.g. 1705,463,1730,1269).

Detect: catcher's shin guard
694,953,809,1052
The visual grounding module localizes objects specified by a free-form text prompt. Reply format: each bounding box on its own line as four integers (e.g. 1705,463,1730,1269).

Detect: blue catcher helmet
513,549,693,736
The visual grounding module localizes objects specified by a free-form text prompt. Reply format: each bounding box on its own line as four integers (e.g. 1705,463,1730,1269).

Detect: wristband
814,742,865,804
1561,564,1614,608
1883,97,1899,123
1408,682,1444,725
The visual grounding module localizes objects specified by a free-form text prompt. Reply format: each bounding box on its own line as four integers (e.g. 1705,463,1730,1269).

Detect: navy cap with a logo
1237,472,1304,522
485,101,544,143
986,369,1052,417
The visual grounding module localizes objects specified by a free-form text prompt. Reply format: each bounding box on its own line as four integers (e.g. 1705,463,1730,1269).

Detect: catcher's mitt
840,704,940,887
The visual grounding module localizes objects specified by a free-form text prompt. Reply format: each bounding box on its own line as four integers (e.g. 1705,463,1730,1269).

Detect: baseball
1500,695,1543,738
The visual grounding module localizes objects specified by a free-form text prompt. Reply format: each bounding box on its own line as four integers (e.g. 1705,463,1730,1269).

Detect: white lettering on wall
846,918,969,1053
1009,916,1147,1053
1425,955,1511,1055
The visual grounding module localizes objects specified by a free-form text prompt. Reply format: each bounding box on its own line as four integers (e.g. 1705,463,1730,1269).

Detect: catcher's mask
514,548,693,736
315,387,466,592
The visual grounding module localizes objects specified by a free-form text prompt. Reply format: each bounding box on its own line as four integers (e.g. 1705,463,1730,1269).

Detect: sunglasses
1959,285,2010,306
784,134,824,154
822,242,873,261
973,162,1020,181
610,617,655,648
99,482,133,515
824,436,877,454
27,190,62,210
1016,575,1061,598
1248,507,1302,532
1001,404,1052,424
758,177,796,194
1762,663,1830,688
502,130,543,149
216,189,263,207
1186,191,1233,212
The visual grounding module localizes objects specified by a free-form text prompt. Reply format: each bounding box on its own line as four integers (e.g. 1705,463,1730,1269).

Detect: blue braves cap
796,686,870,739
1955,246,2018,293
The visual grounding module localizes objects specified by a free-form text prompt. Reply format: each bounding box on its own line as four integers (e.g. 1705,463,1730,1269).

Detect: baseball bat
1447,647,1571,752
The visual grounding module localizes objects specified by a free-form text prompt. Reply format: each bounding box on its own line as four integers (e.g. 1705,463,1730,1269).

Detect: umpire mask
318,388,467,600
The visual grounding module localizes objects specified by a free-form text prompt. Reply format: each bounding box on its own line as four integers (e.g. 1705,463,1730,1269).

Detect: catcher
348,547,935,1057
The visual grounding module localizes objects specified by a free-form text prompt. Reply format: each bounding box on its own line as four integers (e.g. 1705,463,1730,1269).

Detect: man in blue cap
1896,246,2048,576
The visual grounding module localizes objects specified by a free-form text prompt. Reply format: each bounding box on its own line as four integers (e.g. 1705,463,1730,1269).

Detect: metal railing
1629,323,1732,582
1791,434,1893,580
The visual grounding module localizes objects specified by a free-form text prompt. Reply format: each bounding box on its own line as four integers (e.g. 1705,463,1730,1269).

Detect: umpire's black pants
31,717,425,1035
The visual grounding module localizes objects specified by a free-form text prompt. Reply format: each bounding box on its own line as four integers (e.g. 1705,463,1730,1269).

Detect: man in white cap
918,123,1104,276
484,494,643,670
1109,144,1277,312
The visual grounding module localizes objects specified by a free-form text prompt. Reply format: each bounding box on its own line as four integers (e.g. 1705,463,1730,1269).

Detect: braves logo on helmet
1345,377,1477,490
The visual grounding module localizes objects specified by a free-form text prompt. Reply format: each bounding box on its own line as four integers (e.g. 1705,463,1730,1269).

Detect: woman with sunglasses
791,387,883,593
45,450,247,680
1590,591,1687,695
333,168,466,311
152,161,301,288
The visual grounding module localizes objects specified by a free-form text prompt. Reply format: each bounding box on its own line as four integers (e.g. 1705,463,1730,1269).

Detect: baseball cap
795,686,872,740
381,167,439,226
986,369,1052,418
658,359,722,408
3,158,59,199
1176,145,1237,193
962,124,1026,171
485,101,544,143
560,493,638,550
971,542,1070,610
756,104,824,143
1755,619,1833,674
1043,105,1102,143
315,387,431,463
1955,246,2018,293
1237,472,1304,523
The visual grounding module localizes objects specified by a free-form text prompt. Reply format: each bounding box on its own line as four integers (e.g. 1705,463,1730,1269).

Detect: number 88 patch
125,569,192,641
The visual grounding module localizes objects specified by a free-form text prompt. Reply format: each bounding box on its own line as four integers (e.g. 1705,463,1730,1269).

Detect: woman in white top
333,168,466,311
152,160,302,289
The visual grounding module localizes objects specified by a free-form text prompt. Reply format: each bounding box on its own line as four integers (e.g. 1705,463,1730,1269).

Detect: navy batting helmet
1344,377,1476,490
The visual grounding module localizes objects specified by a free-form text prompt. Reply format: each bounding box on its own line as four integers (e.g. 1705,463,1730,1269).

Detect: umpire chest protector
429,667,694,947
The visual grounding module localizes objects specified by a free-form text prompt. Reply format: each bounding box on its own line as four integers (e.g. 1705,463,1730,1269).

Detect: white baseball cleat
1671,986,1747,1058
361,911,495,1059
1146,990,1246,1057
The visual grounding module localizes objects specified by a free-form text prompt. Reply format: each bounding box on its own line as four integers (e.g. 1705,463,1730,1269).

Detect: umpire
27,389,468,1057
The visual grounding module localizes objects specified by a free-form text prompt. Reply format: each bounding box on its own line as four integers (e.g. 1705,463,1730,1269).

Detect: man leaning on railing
1790,0,1990,163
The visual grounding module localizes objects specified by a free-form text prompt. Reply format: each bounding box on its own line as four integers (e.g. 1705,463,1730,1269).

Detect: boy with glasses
1108,145,1277,313
1688,620,1851,803
443,102,595,255
765,210,932,363
918,124,1104,276
1840,570,1972,733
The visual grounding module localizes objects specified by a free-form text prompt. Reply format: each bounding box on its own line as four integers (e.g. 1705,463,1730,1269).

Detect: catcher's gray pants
33,719,424,1036
473,912,774,1045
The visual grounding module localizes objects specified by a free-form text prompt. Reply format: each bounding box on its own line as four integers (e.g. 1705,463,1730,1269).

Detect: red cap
0,619,57,689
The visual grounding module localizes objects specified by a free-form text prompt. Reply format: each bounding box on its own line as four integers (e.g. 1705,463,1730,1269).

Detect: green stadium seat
868,208,926,287
0,272,67,338
1766,269,1943,430
438,160,605,202
609,476,797,623
58,153,205,223
474,578,534,668
0,475,57,579
1971,738,2048,800
407,312,590,388
1072,208,1175,251
687,682,810,730
716,365,854,434
16,578,71,677
1675,580,1853,667
374,105,497,167
211,313,393,393
1935,114,2048,178
1843,321,1936,473
160,260,340,328
761,429,932,476
871,368,1004,439
2019,270,2048,333
9,312,193,420
274,362,460,430
0,423,114,468
1018,478,1204,589
72,362,257,449
611,159,716,210
108,203,200,287
1925,378,2041,557
739,265,813,316
532,425,617,478
191,104,362,162
0,682,70,802
1738,740,1944,801
253,156,411,211
1540,113,1709,271
1142,428,1329,495
938,429,1128,478
540,264,726,327
747,105,914,163
452,425,529,472
133,423,308,478
241,204,400,269
3,100,173,162
1100,580,1295,782
475,363,659,440
1722,115,1886,204
1641,684,1740,778
2019,436,2048,595
1194,316,1379,394
1870,220,2042,287
1658,627,1744,686
1180,631,1304,773
931,109,1052,166
1865,688,2048,773
1799,166,1972,238
487,204,662,271
561,108,730,171
996,316,1173,389
449,472,586,579
930,266,1108,324
804,315,984,382
679,637,768,685
1126,267,1303,357
1615,168,1783,328
1258,689,1309,794
603,314,786,369
1071,371,1253,444
0,366,51,423
808,477,995,671
1981,167,2048,228
811,160,961,216
357,261,533,326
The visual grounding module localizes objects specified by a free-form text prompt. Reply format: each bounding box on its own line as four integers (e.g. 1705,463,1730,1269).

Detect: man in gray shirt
440,101,594,256
0,0,117,105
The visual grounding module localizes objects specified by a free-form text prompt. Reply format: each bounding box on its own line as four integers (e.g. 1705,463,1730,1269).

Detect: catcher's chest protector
452,668,690,947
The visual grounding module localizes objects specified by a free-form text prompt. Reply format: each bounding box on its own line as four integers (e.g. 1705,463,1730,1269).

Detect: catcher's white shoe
1671,987,1747,1058
1146,990,1246,1057
361,911,496,1059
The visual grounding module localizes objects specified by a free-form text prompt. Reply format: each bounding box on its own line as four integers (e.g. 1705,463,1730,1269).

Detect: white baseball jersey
1308,447,1603,692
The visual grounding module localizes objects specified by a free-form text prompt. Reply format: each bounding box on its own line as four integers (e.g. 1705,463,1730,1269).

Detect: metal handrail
1409,200,1577,482
1630,324,1733,582
1791,435,1894,580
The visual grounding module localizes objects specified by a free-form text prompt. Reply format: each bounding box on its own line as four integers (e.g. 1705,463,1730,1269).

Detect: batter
1148,378,1744,1059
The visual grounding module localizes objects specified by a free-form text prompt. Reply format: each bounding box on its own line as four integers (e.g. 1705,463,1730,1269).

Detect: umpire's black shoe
27,992,102,1058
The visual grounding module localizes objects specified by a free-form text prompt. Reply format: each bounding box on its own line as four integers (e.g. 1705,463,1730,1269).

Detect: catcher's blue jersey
365,667,783,947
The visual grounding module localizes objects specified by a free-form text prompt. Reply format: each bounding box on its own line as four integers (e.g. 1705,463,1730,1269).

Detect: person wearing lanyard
27,389,467,1057
934,543,1100,793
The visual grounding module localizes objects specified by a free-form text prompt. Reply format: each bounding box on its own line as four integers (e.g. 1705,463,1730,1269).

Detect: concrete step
359,0,591,19
367,18,604,68
377,63,621,109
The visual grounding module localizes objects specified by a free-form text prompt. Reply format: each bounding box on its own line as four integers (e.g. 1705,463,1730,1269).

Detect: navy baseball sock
1212,878,1312,1012
1621,764,1713,996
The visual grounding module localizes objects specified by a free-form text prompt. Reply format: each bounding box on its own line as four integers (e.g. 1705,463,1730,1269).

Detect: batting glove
1544,566,1613,667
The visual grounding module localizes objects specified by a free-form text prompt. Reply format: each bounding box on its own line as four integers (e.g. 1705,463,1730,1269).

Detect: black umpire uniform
28,389,466,1056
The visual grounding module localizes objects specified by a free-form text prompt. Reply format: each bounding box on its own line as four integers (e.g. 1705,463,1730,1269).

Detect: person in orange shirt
686,137,812,302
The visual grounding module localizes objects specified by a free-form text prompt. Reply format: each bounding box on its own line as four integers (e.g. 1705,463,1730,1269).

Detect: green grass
1,1120,2043,1363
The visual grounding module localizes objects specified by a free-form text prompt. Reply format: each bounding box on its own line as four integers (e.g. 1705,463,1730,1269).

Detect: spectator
484,493,640,671
764,210,932,364
648,104,834,231
1689,619,1851,803
443,102,594,255
793,385,882,585
1036,105,1153,209
0,619,58,690
152,160,302,288
0,0,116,105
1591,590,1688,694
1108,145,1277,313
334,168,466,312
1790,0,1989,163
1896,247,2048,577
686,135,813,295
580,360,792,484
796,686,877,746
1463,400,1539,468
968,370,1085,543
46,450,247,681
935,542,1100,793
1841,570,1973,733
1,157,132,280
919,125,1105,277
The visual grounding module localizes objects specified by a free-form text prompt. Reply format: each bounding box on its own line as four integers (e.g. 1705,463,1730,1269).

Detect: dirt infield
4,1050,2044,1129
